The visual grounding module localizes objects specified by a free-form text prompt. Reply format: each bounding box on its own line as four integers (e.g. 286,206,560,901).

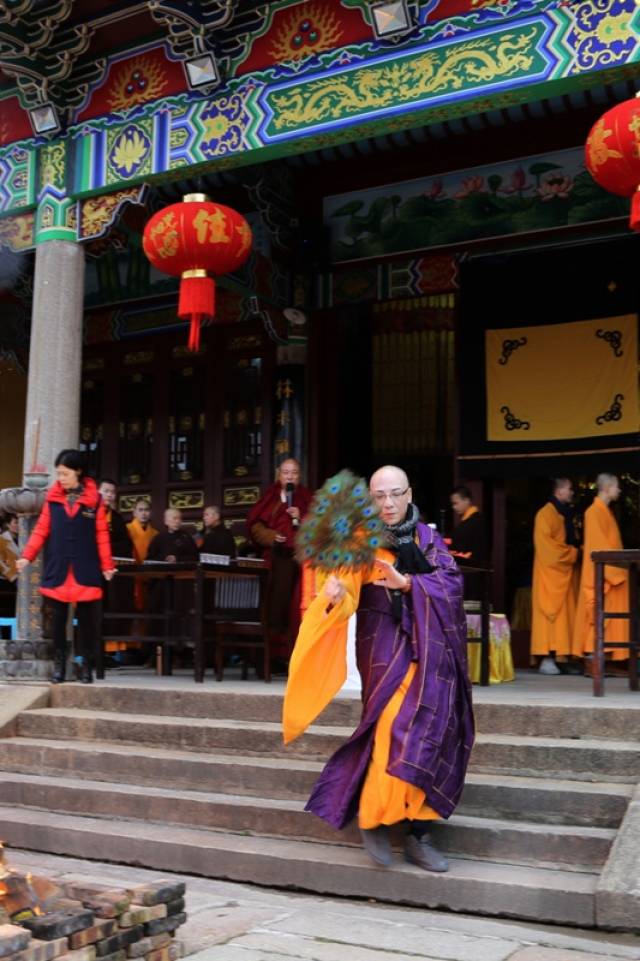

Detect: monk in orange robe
531,478,580,675
573,473,628,664
126,498,158,614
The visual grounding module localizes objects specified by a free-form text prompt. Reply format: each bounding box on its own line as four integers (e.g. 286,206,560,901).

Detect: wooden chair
201,568,270,682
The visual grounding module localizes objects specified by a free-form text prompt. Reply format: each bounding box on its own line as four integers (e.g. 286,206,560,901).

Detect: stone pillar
23,239,85,476
11,239,85,678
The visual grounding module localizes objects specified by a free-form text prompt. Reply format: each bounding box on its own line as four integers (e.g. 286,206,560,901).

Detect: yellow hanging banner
486,315,638,442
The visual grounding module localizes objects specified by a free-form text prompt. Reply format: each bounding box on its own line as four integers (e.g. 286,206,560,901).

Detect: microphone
285,482,299,527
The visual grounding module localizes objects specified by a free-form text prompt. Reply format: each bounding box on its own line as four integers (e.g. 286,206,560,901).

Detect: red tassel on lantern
178,269,215,352
631,187,640,232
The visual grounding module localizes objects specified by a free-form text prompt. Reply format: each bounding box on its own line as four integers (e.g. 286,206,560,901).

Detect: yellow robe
283,552,439,830
127,519,159,563
530,502,579,657
126,518,159,614
572,497,628,660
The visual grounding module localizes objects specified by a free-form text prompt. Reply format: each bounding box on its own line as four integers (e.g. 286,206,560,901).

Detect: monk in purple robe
283,466,474,872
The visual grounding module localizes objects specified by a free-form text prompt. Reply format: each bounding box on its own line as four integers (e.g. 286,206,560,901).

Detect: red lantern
142,193,253,351
585,97,640,231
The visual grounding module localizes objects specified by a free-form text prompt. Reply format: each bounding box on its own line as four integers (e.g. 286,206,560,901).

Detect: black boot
74,656,93,684
52,648,66,684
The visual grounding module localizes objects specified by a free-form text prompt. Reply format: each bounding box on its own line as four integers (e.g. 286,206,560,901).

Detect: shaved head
369,465,412,526
596,473,617,492
369,465,409,492
596,472,621,504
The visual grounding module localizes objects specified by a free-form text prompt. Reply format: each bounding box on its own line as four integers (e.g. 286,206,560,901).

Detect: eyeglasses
372,487,409,504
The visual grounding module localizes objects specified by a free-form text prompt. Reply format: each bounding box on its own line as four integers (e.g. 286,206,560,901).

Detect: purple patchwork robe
305,523,474,829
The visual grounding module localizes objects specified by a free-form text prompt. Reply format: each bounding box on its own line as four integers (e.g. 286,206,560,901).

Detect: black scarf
550,496,579,548
383,503,435,621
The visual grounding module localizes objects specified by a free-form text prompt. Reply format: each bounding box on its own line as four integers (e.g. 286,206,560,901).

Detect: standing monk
449,485,487,602
531,478,580,675
127,498,159,616
98,479,132,558
99,478,134,658
283,466,474,872
573,473,628,666
247,458,312,660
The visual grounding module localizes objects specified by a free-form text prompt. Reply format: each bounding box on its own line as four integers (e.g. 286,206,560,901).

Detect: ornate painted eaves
0,0,637,222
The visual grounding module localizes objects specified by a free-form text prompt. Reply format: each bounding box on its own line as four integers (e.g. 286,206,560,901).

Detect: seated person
147,508,199,563
199,505,236,558
0,514,19,616
146,509,198,661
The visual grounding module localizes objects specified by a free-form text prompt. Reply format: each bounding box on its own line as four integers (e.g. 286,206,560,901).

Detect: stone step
470,733,640,782
51,684,640,740
0,772,616,870
16,707,349,759
0,737,631,828
16,709,640,780
0,806,598,927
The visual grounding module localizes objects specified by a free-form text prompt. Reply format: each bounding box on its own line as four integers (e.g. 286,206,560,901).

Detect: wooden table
99,560,267,682
591,549,639,697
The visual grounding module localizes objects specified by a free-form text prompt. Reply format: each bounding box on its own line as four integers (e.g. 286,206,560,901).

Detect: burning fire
0,845,46,918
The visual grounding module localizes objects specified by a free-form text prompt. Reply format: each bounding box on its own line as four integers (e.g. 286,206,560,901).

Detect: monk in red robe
246,458,312,661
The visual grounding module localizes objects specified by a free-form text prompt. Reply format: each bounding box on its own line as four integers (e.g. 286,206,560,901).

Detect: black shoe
404,833,449,873
557,660,583,675
52,650,66,684
74,657,93,684
360,825,393,867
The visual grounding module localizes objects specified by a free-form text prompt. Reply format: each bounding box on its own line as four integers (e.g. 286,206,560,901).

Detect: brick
162,903,182,921
64,893,129,921
144,945,181,961
147,938,170,953
124,941,151,960
69,922,117,950
116,909,151,930
55,948,96,961
22,913,95,942
94,929,142,958
47,904,84,915
0,926,31,958
12,937,68,961
94,952,125,961
141,918,184,940
63,891,125,907
124,885,184,909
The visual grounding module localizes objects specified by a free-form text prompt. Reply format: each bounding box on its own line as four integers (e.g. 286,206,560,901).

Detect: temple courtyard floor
1,669,639,959
7,846,640,961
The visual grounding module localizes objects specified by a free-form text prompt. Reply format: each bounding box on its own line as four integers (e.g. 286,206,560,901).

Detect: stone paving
6,850,640,961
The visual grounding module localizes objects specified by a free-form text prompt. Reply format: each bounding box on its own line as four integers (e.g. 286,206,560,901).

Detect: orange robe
530,502,579,657
126,518,159,611
572,497,628,660
284,554,439,830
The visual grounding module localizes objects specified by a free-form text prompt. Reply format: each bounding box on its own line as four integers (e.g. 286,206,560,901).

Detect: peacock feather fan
295,469,385,571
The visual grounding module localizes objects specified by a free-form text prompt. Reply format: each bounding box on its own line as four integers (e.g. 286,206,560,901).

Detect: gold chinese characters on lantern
142,194,253,351
585,97,640,232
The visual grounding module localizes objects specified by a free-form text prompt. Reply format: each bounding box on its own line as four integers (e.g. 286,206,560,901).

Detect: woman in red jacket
16,449,115,683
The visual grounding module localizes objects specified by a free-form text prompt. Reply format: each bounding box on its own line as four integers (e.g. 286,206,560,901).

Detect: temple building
0,0,639,664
